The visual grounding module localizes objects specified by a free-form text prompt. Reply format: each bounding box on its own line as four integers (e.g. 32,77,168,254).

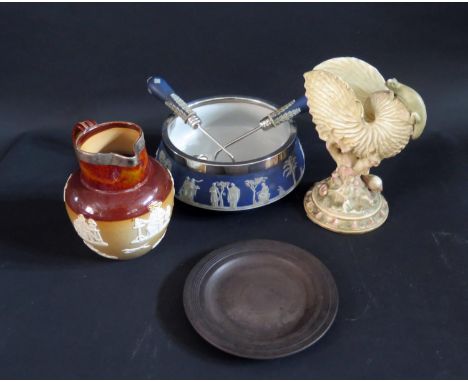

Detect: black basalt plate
183,240,339,359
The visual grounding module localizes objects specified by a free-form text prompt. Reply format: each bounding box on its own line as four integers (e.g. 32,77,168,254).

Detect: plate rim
183,239,339,359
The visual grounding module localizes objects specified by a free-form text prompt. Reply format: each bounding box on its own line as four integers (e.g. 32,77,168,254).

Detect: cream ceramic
303,57,427,233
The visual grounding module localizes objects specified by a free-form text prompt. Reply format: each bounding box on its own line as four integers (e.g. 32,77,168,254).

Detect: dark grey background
0,3,467,379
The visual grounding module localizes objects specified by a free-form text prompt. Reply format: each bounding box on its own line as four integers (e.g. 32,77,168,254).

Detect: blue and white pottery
156,96,305,211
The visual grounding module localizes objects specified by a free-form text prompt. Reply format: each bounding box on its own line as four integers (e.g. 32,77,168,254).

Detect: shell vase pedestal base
303,177,389,234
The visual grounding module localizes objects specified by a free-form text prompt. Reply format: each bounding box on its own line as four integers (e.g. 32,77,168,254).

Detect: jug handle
72,120,97,144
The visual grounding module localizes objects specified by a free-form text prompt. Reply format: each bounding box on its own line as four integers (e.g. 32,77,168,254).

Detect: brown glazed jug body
64,120,174,260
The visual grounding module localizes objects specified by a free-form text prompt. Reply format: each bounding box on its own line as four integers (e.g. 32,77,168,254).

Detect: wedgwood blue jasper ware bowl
156,96,305,211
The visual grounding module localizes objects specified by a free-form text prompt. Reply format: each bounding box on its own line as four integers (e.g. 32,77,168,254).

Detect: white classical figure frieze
209,181,241,208
226,183,241,208
179,177,203,202
73,214,108,247
245,177,270,205
283,155,298,184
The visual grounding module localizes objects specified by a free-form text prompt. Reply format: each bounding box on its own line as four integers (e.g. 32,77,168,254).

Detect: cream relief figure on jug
303,57,427,233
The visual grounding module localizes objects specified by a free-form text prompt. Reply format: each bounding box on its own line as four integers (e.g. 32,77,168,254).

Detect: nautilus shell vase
64,120,174,259
303,57,427,234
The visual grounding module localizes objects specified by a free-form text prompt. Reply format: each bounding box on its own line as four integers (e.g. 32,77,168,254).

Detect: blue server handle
147,76,200,128
147,76,236,161
147,76,175,103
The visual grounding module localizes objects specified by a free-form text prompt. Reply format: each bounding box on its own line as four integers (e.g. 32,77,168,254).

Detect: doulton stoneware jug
64,120,174,260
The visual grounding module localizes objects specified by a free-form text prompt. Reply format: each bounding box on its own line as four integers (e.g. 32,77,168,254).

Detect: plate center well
203,253,313,340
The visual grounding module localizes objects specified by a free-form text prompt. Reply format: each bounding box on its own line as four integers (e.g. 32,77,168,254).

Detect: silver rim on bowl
161,96,299,175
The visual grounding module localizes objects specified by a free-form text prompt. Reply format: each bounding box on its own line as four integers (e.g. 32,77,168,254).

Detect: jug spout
73,120,149,191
